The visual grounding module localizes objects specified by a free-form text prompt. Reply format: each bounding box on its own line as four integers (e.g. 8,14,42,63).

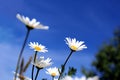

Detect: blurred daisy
14,77,31,80
13,72,31,80
33,56,52,69
54,78,58,80
61,76,86,80
14,77,20,80
29,42,48,53
61,76,99,80
65,37,87,51
46,67,59,77
61,76,73,80
74,76,86,80
16,14,49,30
87,76,99,80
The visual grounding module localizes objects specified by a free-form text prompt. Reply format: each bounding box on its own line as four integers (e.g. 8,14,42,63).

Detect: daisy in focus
65,37,87,51
46,67,60,77
32,56,52,69
29,42,48,53
16,14,49,30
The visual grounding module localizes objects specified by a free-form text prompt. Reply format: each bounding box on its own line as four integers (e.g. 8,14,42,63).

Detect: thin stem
52,76,54,80
35,68,40,80
14,28,31,80
31,51,38,80
63,50,73,67
58,50,74,80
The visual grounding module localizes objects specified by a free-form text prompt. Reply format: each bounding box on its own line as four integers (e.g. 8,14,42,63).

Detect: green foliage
67,67,77,76
82,29,120,80
62,66,77,77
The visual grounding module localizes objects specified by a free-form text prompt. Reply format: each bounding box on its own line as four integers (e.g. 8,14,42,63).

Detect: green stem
31,51,38,80
58,50,74,80
14,28,31,80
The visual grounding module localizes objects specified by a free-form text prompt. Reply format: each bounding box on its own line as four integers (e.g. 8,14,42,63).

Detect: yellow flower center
70,45,78,51
51,73,56,77
34,46,41,51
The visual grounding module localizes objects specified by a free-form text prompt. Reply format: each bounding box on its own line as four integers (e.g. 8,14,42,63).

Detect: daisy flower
29,42,48,53
16,14,49,30
33,56,52,69
46,67,59,77
65,37,87,51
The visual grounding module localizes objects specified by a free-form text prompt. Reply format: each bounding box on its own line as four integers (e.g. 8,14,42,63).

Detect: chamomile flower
16,14,49,30
65,37,87,51
29,42,48,53
32,56,52,69
46,67,59,77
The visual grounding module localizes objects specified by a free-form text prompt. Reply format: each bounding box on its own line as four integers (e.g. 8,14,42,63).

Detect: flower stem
35,68,40,80
58,50,74,80
31,51,38,80
14,28,31,80
52,76,54,80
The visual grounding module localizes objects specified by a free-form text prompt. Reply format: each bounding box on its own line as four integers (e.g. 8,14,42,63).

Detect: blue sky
0,0,120,80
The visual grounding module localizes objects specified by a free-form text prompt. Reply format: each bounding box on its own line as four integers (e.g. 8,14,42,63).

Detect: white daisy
33,56,52,69
16,14,49,30
28,42,48,53
46,67,59,77
65,37,87,51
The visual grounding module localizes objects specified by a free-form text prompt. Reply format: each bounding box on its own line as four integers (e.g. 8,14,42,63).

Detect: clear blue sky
0,0,120,80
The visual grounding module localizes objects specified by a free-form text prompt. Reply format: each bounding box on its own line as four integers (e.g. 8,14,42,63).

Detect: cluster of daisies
27,38,87,80
14,14,89,80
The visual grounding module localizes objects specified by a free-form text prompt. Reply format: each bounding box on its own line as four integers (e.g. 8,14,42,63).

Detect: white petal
33,22,40,27
22,16,28,25
16,14,23,21
29,18,36,26
36,25,49,30
25,17,30,24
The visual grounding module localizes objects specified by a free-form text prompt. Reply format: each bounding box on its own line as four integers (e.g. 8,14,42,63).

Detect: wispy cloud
0,26,14,42
0,42,19,80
